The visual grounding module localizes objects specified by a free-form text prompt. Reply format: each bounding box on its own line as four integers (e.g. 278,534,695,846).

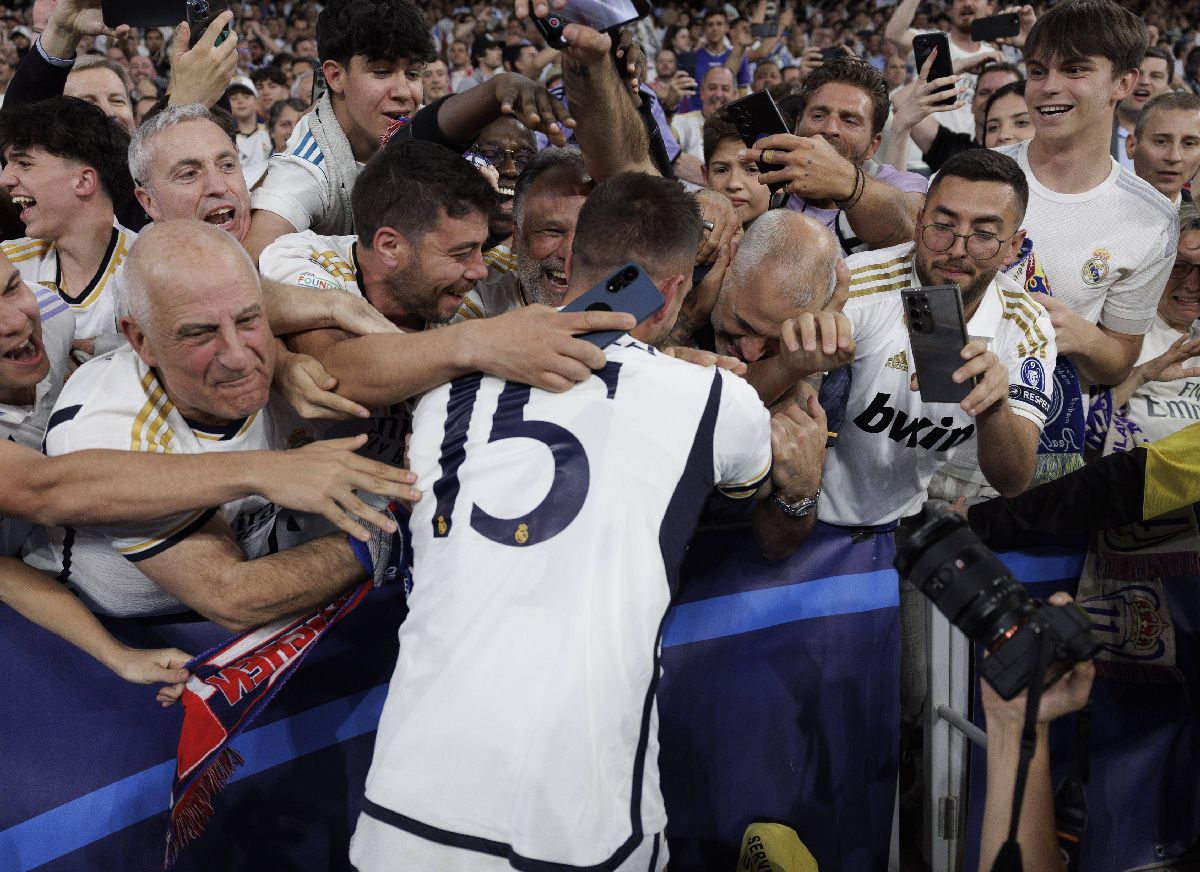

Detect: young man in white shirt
995,0,1178,387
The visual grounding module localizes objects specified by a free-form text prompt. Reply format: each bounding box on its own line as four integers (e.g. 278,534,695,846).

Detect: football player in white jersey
0,96,136,353
261,140,638,466
715,148,1056,526
26,222,416,630
350,171,825,872
995,0,1177,387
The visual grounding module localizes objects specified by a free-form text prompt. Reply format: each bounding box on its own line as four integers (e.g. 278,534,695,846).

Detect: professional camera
894,505,1101,700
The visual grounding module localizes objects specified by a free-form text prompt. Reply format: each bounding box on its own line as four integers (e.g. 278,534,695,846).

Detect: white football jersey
996,140,1177,336
354,339,771,868
0,288,74,556
259,229,411,466
819,242,1056,526
250,113,363,235
450,263,526,323
25,347,313,617
1,221,134,341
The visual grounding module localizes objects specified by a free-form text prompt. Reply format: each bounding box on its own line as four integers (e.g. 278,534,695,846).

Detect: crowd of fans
0,0,1197,868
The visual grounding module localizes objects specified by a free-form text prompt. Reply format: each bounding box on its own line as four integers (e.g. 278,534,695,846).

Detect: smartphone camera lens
621,267,638,283
586,302,613,312
606,279,622,293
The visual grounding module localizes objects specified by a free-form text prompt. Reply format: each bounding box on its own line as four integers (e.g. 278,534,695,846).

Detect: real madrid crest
1081,248,1111,287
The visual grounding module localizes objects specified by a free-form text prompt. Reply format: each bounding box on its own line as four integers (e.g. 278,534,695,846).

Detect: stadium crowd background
0,0,1198,869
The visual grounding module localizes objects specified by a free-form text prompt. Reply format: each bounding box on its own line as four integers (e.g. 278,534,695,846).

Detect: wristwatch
771,488,820,518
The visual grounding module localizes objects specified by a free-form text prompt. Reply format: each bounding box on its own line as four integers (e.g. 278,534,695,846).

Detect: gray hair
512,146,590,229
71,55,135,97
1180,203,1200,235
127,103,220,188
733,210,840,308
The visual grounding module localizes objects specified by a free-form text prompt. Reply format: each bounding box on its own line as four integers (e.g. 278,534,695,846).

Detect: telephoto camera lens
895,505,1101,699
621,267,639,282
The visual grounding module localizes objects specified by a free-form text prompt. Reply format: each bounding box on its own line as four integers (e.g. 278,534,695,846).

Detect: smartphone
102,0,184,29
912,32,955,107
675,50,697,81
723,89,790,193
187,0,231,47
751,22,778,38
532,0,652,49
970,12,1020,43
901,285,973,404
560,262,664,348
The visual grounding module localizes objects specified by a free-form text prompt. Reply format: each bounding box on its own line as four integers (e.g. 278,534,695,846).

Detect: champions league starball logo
1020,358,1046,392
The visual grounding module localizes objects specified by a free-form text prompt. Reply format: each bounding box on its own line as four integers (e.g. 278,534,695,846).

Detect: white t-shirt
1,220,135,340
250,113,363,234
25,347,312,617
259,229,411,467
451,263,526,323
236,123,273,188
996,140,1177,336
354,341,771,868
0,288,74,556
1118,314,1200,445
819,242,1056,526
670,109,705,162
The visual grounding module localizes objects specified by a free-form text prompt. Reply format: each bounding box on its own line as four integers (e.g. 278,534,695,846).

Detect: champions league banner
0,539,1195,871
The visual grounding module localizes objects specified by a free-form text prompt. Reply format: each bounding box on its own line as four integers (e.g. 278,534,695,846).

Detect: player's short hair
798,56,890,136
316,0,435,67
71,55,135,96
702,111,742,165
569,172,703,287
128,103,231,188
0,96,133,207
1135,91,1200,138
927,149,1030,226
1023,0,1146,77
512,146,589,229
354,140,499,246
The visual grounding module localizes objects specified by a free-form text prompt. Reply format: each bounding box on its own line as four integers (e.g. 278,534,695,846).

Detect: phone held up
559,263,664,349
970,12,1020,43
102,0,230,43
533,0,652,50
911,32,956,107
723,89,791,193
901,285,976,404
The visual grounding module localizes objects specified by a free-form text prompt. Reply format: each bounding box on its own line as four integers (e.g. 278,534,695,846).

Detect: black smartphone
560,262,664,348
723,89,790,193
675,50,697,81
912,32,955,107
901,285,974,404
751,22,778,38
820,45,847,60
187,0,231,47
102,0,183,29
533,0,652,49
970,12,1020,43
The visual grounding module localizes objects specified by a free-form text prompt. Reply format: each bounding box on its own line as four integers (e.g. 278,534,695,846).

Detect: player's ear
655,272,688,323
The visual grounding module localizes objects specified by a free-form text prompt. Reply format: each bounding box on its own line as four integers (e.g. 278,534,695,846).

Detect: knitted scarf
307,91,358,236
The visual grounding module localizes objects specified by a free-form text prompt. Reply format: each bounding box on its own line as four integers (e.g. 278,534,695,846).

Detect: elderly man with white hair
26,220,413,631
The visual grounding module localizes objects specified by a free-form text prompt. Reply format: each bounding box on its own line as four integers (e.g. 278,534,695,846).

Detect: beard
915,250,995,311
515,247,569,308
384,269,470,326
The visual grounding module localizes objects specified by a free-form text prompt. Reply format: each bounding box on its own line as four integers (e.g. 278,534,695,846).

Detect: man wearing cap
228,76,272,188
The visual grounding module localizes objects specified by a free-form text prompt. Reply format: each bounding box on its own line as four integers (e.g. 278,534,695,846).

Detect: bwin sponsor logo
853,392,975,450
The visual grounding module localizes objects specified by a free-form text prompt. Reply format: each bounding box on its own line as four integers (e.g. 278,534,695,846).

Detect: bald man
26,221,402,631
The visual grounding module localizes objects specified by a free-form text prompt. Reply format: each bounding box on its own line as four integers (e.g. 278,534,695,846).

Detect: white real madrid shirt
1117,314,1200,446
24,347,311,617
259,229,410,467
358,340,771,867
996,140,1177,336
1,220,134,340
819,242,1056,526
0,288,74,556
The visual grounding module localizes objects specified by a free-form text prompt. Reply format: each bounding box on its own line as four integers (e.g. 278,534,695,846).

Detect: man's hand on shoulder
467,304,636,392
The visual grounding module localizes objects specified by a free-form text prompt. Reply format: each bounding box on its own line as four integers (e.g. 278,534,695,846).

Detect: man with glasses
469,116,538,258
719,149,1055,523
